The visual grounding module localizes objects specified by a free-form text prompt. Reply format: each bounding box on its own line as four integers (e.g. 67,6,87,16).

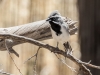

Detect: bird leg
56,42,59,49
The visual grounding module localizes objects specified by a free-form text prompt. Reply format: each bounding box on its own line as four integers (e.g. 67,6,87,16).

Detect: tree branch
0,33,100,75
5,39,23,75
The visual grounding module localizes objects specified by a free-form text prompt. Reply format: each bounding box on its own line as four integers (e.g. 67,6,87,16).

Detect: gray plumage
46,13,70,44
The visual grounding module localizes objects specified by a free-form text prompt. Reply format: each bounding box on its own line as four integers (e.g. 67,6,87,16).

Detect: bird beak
46,18,51,21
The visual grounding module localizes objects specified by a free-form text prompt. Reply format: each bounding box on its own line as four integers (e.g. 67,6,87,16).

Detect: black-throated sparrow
46,13,70,50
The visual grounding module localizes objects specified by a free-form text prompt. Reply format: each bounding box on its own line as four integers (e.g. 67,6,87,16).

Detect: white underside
50,26,69,44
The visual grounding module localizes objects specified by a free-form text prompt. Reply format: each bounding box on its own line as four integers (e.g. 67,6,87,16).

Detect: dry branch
0,20,51,51
0,33,100,75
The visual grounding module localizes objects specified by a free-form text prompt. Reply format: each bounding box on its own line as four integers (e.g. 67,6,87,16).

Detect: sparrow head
46,16,60,22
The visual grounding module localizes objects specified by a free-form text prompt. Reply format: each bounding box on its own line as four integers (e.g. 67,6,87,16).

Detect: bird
46,14,70,54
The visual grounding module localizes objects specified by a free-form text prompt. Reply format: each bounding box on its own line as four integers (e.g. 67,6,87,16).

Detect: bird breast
50,25,70,44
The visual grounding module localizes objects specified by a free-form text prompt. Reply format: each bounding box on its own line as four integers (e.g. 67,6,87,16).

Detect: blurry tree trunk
78,0,100,75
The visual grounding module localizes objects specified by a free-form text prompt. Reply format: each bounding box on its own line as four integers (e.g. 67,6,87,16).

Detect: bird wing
62,23,69,34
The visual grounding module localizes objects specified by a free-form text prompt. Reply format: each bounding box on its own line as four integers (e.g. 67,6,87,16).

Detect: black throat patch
49,21,62,36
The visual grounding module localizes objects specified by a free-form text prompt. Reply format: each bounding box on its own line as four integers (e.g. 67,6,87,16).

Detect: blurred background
0,0,99,75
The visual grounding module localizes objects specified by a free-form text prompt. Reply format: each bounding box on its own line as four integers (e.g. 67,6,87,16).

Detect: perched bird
46,15,70,50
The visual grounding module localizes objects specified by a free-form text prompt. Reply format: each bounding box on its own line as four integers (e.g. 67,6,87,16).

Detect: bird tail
63,42,72,54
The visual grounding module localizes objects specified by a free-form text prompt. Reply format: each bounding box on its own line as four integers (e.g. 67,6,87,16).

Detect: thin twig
24,47,40,64
33,47,40,75
24,54,37,64
55,54,77,73
24,47,41,75
34,47,40,66
5,39,23,75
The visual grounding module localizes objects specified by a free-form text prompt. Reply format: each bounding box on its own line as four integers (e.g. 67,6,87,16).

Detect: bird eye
53,18,56,21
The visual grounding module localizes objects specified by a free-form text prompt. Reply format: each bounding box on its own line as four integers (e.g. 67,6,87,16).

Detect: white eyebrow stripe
52,21,62,25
